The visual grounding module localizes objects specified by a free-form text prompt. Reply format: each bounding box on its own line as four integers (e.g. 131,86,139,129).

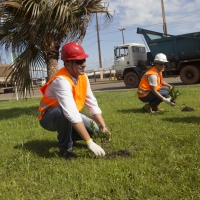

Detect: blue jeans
138,86,170,107
39,106,99,151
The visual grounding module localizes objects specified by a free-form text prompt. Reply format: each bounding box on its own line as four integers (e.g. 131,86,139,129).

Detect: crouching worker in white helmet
38,42,111,159
137,53,175,113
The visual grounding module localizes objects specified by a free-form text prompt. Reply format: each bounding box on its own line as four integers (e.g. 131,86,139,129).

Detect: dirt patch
181,106,195,112
105,150,131,159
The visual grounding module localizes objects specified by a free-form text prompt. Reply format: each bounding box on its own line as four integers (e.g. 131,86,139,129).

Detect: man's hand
102,127,112,141
86,139,105,156
163,97,175,106
169,85,173,89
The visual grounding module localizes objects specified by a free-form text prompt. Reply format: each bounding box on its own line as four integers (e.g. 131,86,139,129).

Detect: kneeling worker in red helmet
38,42,111,159
137,53,175,113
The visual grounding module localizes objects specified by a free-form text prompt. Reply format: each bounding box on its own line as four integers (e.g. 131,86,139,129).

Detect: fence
85,69,116,82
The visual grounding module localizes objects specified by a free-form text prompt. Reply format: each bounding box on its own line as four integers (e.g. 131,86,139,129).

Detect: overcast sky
2,0,200,71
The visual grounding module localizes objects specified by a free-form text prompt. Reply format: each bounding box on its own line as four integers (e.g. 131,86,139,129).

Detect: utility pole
95,1,112,79
119,28,126,44
96,13,103,80
161,0,167,37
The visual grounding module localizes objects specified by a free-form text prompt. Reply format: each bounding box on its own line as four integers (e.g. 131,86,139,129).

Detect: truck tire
124,72,139,88
180,65,200,84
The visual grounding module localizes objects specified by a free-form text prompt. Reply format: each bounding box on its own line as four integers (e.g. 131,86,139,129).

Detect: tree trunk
46,58,58,80
42,36,60,81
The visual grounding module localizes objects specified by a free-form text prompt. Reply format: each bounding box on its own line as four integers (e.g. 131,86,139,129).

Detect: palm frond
0,0,113,97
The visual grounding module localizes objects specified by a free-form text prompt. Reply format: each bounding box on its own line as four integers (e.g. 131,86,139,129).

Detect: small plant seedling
89,120,111,147
168,85,180,103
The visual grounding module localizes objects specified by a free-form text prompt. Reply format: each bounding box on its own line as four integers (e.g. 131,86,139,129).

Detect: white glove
162,97,175,106
86,139,105,156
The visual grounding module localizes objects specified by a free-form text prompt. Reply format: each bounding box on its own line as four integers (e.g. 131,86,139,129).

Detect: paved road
0,77,182,101
91,77,182,91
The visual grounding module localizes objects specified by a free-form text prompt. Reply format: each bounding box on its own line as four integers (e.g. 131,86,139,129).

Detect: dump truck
114,27,200,88
0,64,14,93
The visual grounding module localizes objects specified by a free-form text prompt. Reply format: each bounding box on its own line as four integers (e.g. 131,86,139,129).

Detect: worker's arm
92,113,106,129
72,121,105,156
148,75,165,99
149,75,174,106
151,85,175,106
161,78,172,89
151,86,165,100
72,122,91,141
92,113,111,136
85,76,111,135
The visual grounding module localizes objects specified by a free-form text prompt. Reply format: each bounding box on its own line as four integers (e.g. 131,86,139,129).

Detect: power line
83,17,199,44
86,17,199,37
84,34,97,42
96,13,200,30
84,41,98,48
83,10,200,50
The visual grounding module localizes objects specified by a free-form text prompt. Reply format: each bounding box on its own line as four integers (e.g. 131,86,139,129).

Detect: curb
90,80,123,85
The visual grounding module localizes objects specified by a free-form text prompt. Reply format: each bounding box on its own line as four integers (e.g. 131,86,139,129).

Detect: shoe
60,150,77,159
142,104,155,113
152,105,164,111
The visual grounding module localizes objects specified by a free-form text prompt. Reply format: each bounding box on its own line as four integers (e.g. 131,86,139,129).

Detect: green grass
1,85,200,199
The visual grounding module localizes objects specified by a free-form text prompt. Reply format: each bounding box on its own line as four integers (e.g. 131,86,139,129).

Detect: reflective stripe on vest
137,66,162,98
38,67,87,120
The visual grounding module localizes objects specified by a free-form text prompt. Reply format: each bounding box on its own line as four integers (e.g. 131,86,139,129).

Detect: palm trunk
42,36,60,80
46,58,58,80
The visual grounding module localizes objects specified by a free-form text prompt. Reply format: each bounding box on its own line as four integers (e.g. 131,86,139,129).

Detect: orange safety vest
38,67,87,120
137,66,162,98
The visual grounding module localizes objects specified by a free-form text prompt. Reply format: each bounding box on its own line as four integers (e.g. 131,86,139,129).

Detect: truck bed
137,28,200,61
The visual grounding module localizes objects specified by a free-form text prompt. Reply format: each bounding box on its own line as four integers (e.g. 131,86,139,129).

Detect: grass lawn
0,85,200,200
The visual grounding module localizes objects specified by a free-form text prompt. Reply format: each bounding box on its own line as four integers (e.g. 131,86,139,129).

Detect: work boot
152,105,164,111
142,104,155,113
60,150,77,160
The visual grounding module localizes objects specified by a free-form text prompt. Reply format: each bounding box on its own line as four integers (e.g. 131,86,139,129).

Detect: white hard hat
154,53,168,63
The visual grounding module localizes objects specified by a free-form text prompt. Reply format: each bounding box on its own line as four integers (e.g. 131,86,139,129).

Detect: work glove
162,97,175,106
86,139,105,156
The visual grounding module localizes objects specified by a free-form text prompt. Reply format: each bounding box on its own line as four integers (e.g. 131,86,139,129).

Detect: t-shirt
148,74,158,86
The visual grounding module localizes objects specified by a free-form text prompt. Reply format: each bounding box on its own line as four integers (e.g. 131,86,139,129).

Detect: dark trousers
39,106,99,151
138,86,169,106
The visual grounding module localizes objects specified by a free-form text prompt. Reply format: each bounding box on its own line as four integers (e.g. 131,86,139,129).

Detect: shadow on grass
117,108,166,115
14,139,87,158
14,139,59,158
117,108,143,113
162,116,200,123
0,106,38,120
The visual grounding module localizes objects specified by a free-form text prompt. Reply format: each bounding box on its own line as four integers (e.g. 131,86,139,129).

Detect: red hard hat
61,42,89,60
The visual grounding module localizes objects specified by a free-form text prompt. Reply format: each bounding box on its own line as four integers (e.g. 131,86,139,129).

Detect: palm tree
0,0,112,93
